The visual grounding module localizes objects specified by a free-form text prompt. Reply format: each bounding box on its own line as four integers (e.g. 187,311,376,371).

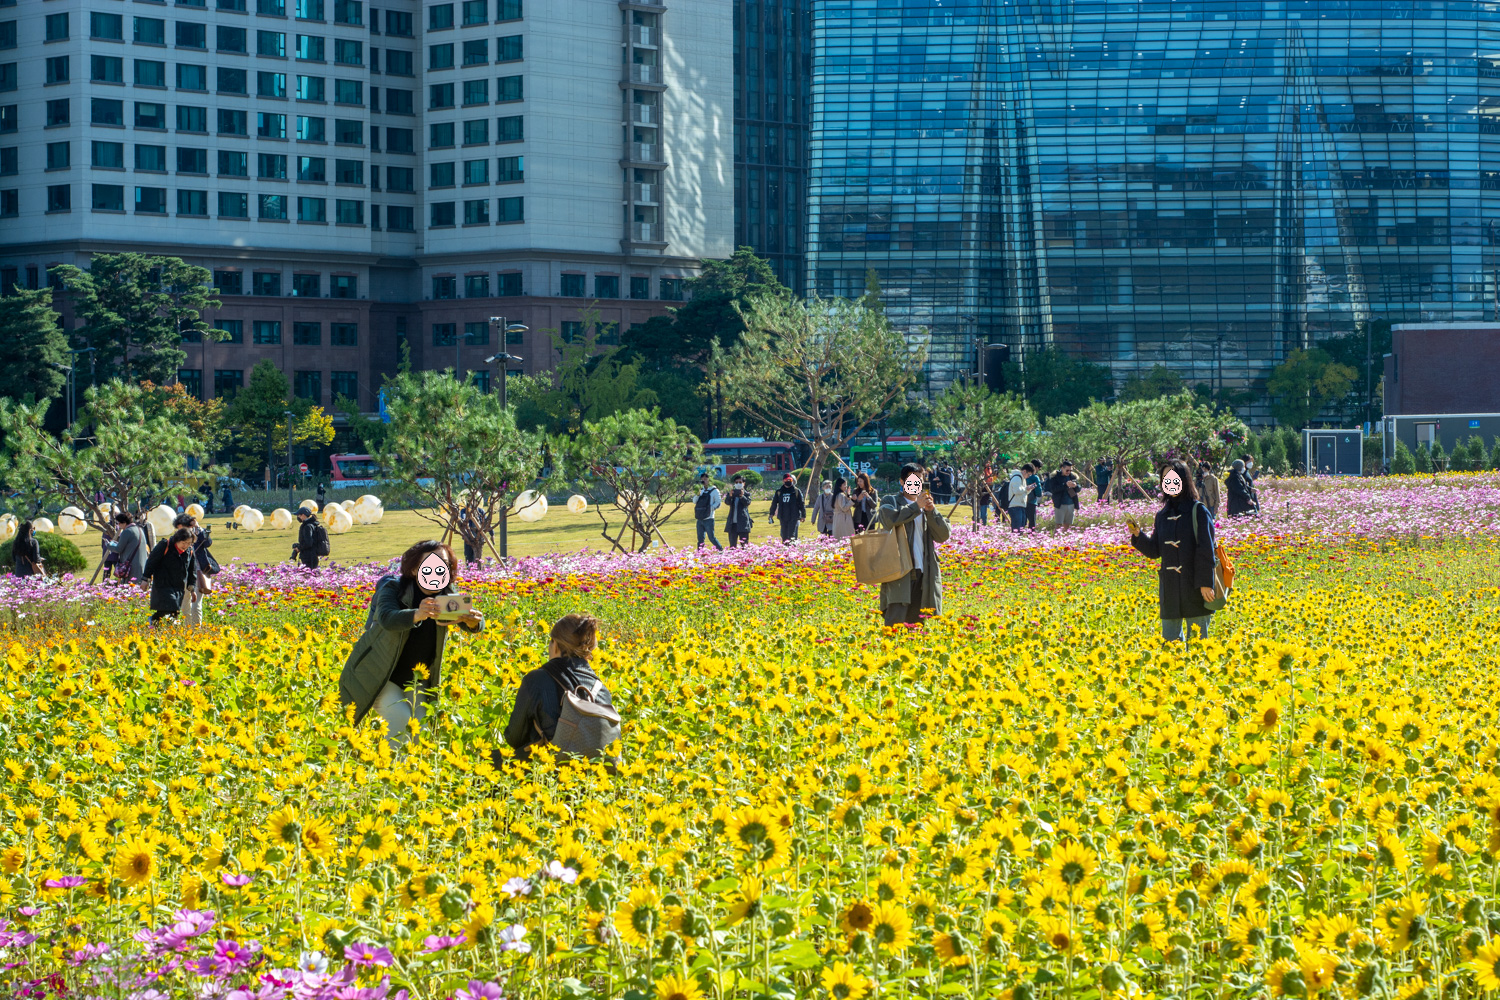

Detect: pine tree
1390,440,1416,475
0,289,69,403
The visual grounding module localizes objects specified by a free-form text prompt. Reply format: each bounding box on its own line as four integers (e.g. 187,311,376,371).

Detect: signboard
298,462,309,473
1471,419,1482,428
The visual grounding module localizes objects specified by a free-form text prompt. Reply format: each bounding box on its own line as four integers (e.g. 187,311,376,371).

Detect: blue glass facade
809,1,1500,393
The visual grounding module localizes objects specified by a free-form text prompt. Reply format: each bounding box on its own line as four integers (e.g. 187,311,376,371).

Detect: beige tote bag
850,524,914,585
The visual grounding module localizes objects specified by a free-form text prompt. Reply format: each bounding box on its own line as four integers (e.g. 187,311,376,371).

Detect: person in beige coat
875,464,950,626
1196,462,1222,517
831,478,856,539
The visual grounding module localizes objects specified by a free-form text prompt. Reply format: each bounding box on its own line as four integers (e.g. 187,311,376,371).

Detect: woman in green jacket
339,540,484,749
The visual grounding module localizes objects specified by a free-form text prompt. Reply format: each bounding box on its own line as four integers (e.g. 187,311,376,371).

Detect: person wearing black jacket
142,527,197,623
767,473,806,544
292,508,329,568
1129,460,1218,643
1046,461,1081,527
502,613,617,763
1226,459,1258,517
173,513,217,626
724,475,754,547
10,520,44,578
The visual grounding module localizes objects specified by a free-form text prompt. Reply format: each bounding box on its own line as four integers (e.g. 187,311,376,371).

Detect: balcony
626,142,664,164
619,0,666,8
632,182,659,203
627,64,663,85
629,103,658,126
626,24,659,47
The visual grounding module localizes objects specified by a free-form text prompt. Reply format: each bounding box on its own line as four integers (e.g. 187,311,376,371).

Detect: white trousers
184,586,203,626
373,682,427,751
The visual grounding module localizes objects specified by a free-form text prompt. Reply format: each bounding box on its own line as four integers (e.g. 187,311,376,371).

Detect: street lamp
484,330,528,559
284,409,295,511
45,362,74,427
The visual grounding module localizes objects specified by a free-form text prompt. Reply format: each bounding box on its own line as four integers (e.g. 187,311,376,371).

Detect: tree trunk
803,443,829,502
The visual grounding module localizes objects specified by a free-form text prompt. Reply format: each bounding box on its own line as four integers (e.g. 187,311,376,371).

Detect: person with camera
141,527,197,624
724,475,754,547
339,540,485,750
292,507,330,569
172,512,218,626
875,464,951,626
1046,460,1081,528
694,473,724,551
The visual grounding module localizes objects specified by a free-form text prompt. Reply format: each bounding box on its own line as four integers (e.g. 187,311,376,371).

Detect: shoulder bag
849,517,915,585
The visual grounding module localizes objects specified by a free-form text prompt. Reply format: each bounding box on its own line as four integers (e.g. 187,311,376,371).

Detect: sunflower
820,961,870,1000
1037,915,1079,956
872,868,906,902
354,818,398,865
1048,841,1098,887
1128,910,1169,952
264,806,303,850
614,885,660,948
933,930,971,967
0,846,24,874
1298,947,1337,993
725,877,762,925
1314,913,1361,951
654,973,704,1000
349,883,379,916
462,903,495,948
1376,832,1410,873
1265,957,1301,997
1378,894,1427,950
300,815,337,863
909,890,939,926
112,837,157,888
840,899,875,939
1468,939,1500,991
727,807,789,867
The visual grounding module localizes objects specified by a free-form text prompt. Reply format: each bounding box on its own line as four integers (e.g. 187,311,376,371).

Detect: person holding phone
875,463,951,626
1129,460,1218,643
339,540,485,750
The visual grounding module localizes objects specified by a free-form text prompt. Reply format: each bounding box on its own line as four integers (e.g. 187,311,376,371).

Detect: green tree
1318,318,1391,422
0,289,69,403
52,253,222,386
371,369,547,560
1118,364,1186,403
1414,442,1432,473
672,247,790,362
858,269,886,315
224,361,334,484
0,380,216,545
1265,348,1357,428
1390,439,1416,475
717,294,927,498
516,311,658,435
931,384,1039,522
1002,347,1112,420
1259,431,1289,475
559,408,704,552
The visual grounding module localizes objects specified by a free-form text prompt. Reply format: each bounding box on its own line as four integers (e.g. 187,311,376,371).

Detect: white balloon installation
353,494,384,524
239,508,265,532
233,504,251,520
270,508,296,530
299,499,320,513
185,502,204,520
566,494,589,515
33,517,56,534
147,504,178,540
513,490,548,522
0,513,16,542
58,506,89,535
325,504,354,534
615,490,650,514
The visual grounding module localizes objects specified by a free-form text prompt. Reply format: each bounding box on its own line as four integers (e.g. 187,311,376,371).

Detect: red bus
703,438,797,478
329,453,384,487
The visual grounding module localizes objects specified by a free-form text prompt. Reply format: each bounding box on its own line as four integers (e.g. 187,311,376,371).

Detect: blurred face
1161,469,1184,496
417,552,451,593
902,474,923,496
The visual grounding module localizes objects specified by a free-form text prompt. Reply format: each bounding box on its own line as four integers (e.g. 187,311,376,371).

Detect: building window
496,154,522,183
496,35,521,62
297,116,326,141
331,370,358,401
335,199,363,224
496,114,522,142
387,204,414,230
219,151,248,177
177,369,203,400
218,109,248,136
46,56,71,85
630,276,649,300
334,39,362,65
219,191,249,217
292,273,320,297
597,321,619,346
176,22,207,49
430,83,454,110
429,43,453,70
0,106,15,134
498,272,522,297
431,162,455,188
465,276,489,298
462,0,488,25
463,81,489,108
136,17,166,45
335,118,363,145
0,193,14,220
386,49,413,75
386,165,414,191
91,13,124,40
334,79,361,104
259,153,288,179
177,189,209,216
49,99,73,127
297,155,326,181
293,321,321,345
177,65,208,91
177,148,208,174
385,10,413,36
45,13,69,41
461,121,488,147
560,274,585,297
429,4,454,29
325,322,356,346
258,112,287,138
135,60,165,88
334,0,363,25
463,159,489,185
177,106,208,133
464,319,489,343
660,277,683,300
253,272,281,295
213,270,243,295
0,64,13,94
297,75,325,101
257,30,286,57
296,0,325,19
218,68,247,95
497,0,522,20
92,184,125,211
259,0,287,15
496,75,522,102
46,142,70,170
91,56,124,84
560,320,584,343
214,369,244,397
432,276,456,299
217,26,247,53
470,369,491,393
496,195,522,223
135,103,167,130
430,201,455,227
215,319,244,343
294,370,321,404
595,275,620,300
387,127,414,153
135,186,166,214
136,145,166,171
462,39,487,66
432,322,457,346
295,35,325,61
253,320,282,344
430,122,455,148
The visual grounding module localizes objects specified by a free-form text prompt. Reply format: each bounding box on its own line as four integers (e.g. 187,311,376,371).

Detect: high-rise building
0,0,731,412
733,0,810,293
808,1,1500,400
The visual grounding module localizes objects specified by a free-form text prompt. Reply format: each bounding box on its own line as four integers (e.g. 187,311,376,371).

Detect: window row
429,156,523,186
193,366,360,407
426,36,523,70
210,273,359,299
81,100,371,144
428,197,523,226
87,184,368,224
429,274,685,301
427,75,521,109
430,116,523,147
428,320,524,345
426,1,524,30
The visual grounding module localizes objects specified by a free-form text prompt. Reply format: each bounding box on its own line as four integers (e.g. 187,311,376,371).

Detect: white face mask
732,483,743,491
823,486,832,494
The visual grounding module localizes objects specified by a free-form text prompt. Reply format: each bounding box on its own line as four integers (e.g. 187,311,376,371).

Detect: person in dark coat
174,513,216,626
292,508,329,568
1129,460,1218,643
852,472,877,533
724,475,754,547
1046,460,1081,527
1094,460,1112,503
767,473,806,544
338,540,484,748
142,527,197,623
10,520,44,578
501,613,616,763
220,483,234,512
108,512,149,585
1226,459,1258,517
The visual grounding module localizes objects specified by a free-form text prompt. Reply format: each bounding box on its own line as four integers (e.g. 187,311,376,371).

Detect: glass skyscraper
808,1,1500,395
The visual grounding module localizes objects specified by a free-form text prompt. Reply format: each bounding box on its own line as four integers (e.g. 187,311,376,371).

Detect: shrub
1414,443,1432,474
737,469,763,489
1390,440,1416,475
0,532,88,576
792,468,812,485
1260,433,1288,475
875,461,902,482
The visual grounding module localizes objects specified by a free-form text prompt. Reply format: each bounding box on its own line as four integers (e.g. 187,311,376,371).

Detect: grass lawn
72,500,793,577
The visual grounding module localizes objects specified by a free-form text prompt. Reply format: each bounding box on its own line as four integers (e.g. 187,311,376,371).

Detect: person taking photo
874,464,951,626
724,475,754,547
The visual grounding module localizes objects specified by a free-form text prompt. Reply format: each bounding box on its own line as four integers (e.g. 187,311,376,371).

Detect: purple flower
67,942,111,965
43,876,88,890
343,942,394,968
221,872,253,887
420,933,466,953
456,982,506,1000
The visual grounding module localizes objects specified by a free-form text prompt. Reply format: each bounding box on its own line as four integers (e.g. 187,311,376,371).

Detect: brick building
1381,322,1500,459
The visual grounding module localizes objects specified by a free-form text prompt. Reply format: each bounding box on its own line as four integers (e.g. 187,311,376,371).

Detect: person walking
220,482,234,514
1005,467,1029,532
875,464,951,626
1196,462,1222,518
934,462,955,504
202,484,215,515
501,613,618,764
724,475,754,547
10,520,44,578
1226,459,1258,517
1047,460,1081,528
141,527,196,623
338,540,485,749
1025,461,1044,529
852,473,877,533
173,513,217,626
1129,460,1218,643
694,473,724,551
831,477,856,538
811,480,836,536
316,481,327,509
292,507,330,568
768,473,806,544
1094,459,1113,504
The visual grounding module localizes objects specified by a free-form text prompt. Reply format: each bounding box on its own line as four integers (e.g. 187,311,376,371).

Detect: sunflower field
4,475,1500,1000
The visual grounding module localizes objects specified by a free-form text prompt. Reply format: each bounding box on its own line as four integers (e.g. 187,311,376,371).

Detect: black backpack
694,489,713,519
315,525,331,557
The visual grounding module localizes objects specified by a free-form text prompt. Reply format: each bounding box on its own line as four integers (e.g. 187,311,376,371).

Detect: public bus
846,437,953,475
702,438,797,478
328,453,385,488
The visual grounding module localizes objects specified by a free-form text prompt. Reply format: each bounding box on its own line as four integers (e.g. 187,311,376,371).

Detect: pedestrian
338,540,485,749
974,476,994,526
852,472,877,533
1046,460,1081,528
292,507,330,568
724,475,753,547
109,512,151,586
316,481,327,508
811,480,836,536
220,482,234,513
875,464,950,626
1196,461,1222,517
173,513,217,626
1025,460,1044,529
457,506,488,565
1226,459,1258,517
831,477,856,538
10,520,44,578
1005,466,1029,532
500,613,619,765
141,527,196,623
1128,460,1218,643
1094,459,1112,504
767,472,806,544
202,484,215,515
694,473,724,551
934,462,955,504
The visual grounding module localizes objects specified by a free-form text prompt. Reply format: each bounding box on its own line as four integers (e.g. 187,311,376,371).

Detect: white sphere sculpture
58,506,89,535
513,490,548,523
147,505,177,540
270,508,296,530
299,499,320,513
185,502,204,520
325,504,354,534
233,504,250,520
566,494,589,515
239,508,265,532
353,495,384,524
615,490,651,514
0,513,16,542
33,517,55,534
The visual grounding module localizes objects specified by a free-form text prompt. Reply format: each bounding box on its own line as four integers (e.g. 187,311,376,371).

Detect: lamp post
484,325,528,559
284,409,295,511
